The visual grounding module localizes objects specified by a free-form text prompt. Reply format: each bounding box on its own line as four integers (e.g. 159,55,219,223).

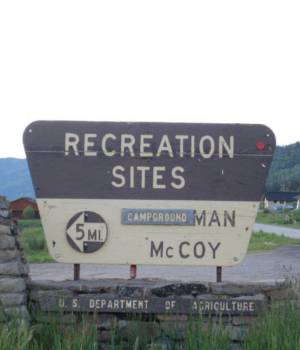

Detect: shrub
292,209,300,222
22,206,36,220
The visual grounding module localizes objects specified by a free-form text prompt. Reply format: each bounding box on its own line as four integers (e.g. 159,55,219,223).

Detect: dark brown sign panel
24,121,275,201
37,294,264,316
23,121,275,266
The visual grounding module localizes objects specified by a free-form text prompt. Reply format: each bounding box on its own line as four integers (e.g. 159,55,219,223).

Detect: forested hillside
0,142,299,199
266,142,300,192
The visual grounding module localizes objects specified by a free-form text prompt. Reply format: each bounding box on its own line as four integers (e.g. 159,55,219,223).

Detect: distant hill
1,143,300,200
266,142,300,192
0,158,35,200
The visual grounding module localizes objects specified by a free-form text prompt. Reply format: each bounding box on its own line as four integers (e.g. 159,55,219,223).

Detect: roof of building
9,197,38,211
265,192,300,202
10,197,36,204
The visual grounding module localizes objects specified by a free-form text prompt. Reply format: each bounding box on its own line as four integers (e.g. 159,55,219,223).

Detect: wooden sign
23,121,275,266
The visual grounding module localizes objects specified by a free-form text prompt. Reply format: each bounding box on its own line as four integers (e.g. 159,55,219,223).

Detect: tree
22,206,35,220
266,142,300,192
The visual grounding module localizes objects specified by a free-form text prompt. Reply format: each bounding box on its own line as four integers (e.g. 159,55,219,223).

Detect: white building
264,192,300,211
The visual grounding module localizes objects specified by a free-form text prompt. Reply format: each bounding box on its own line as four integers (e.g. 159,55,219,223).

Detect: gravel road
253,223,300,238
29,245,300,282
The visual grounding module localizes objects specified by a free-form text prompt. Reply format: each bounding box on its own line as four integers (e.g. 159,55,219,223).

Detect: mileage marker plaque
23,121,275,266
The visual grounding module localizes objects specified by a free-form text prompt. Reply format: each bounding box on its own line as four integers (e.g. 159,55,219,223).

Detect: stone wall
28,278,291,349
0,205,30,322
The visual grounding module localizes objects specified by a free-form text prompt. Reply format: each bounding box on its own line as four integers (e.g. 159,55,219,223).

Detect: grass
0,317,97,350
19,220,53,263
248,231,300,252
2,302,300,349
243,301,300,350
256,210,300,229
0,320,34,350
0,314,230,350
184,317,230,350
18,219,300,263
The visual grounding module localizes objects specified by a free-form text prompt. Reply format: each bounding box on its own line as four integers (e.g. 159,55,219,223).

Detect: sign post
23,121,275,270
130,264,137,279
216,266,222,283
74,263,80,281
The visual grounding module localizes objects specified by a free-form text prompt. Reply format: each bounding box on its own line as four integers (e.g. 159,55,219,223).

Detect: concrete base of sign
28,278,292,348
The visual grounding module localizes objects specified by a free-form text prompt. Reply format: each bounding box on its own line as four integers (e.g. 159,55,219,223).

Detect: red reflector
256,141,265,151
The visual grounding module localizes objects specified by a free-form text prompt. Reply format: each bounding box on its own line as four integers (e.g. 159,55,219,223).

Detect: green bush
22,206,36,220
18,220,42,229
292,209,300,222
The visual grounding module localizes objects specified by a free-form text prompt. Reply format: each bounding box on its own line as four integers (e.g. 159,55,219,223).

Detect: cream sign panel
23,121,275,266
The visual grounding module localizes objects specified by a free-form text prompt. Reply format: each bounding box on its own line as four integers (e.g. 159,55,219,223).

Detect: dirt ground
29,245,300,282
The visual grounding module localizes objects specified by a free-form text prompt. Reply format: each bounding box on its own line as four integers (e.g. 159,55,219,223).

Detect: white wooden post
264,198,269,209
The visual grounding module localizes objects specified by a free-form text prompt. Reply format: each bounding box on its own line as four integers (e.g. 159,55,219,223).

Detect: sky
0,0,299,158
